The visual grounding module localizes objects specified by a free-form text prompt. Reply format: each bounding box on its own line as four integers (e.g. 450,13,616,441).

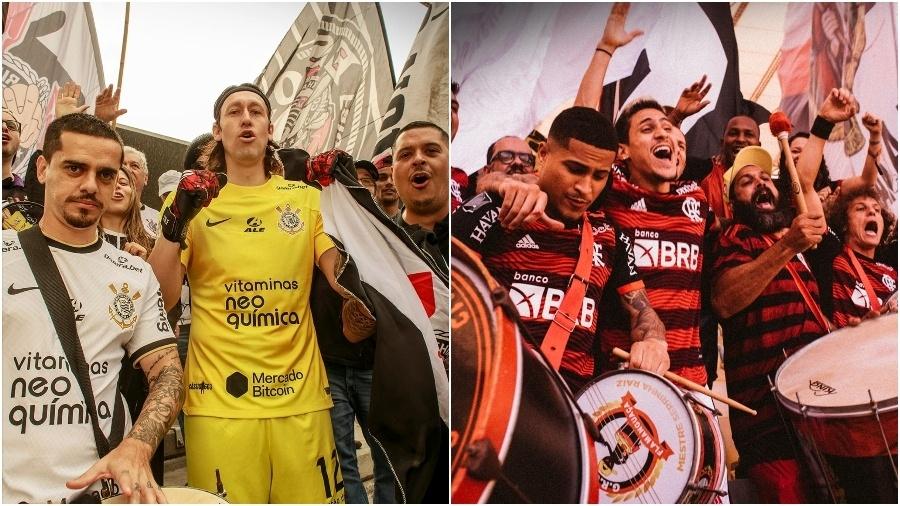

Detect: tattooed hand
620,288,669,374
67,347,181,503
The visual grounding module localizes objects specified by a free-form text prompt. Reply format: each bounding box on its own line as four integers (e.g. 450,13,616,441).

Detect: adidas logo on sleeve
630,198,647,212
515,234,540,250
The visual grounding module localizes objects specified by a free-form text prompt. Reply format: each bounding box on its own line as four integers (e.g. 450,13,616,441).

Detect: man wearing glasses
484,136,536,176
2,110,26,202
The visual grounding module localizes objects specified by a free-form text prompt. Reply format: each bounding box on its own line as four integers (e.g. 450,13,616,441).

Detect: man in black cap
149,83,370,503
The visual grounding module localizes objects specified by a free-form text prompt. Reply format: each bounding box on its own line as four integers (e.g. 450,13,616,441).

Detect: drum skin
2,200,42,231
102,486,228,503
577,369,726,504
775,313,898,457
450,239,596,504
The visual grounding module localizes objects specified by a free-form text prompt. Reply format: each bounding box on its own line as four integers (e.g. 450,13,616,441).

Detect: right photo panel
450,2,899,504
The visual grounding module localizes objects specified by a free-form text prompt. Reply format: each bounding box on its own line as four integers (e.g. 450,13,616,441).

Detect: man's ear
617,143,629,161
212,122,222,142
36,155,48,184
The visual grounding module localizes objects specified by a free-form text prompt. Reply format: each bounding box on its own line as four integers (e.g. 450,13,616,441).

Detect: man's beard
732,187,793,234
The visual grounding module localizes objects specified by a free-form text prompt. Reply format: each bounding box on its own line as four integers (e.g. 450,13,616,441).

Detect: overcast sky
91,2,425,142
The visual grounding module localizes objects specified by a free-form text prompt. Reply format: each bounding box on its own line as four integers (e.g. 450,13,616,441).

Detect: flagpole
750,50,781,102
113,2,130,129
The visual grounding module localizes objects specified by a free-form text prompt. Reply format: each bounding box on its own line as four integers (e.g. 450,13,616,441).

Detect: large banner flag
451,3,766,173
778,2,897,207
256,3,394,160
2,2,105,178
302,150,449,503
372,2,449,158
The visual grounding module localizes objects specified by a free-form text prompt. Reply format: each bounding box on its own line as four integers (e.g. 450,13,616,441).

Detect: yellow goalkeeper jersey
180,175,335,418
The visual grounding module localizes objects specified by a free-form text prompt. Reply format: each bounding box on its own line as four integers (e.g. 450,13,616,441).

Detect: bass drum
450,238,597,504
102,486,228,503
577,369,727,503
2,200,42,231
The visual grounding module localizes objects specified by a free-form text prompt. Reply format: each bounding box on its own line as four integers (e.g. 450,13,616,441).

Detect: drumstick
611,347,758,416
769,112,808,215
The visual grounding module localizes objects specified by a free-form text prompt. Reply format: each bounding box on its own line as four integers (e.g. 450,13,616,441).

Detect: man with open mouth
452,106,669,393
710,88,875,503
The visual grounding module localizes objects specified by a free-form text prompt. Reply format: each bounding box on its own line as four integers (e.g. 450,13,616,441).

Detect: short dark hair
354,160,378,180
393,120,449,150
184,133,215,171
548,106,618,151
614,98,665,145
42,113,123,164
827,185,896,248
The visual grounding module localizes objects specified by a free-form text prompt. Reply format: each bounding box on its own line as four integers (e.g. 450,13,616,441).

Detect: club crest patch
276,203,304,234
108,283,141,329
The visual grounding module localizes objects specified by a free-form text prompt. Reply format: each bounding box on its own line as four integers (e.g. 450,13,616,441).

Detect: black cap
354,160,378,179
213,83,271,121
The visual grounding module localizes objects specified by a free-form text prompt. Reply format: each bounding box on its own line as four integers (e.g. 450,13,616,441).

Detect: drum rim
450,239,525,503
577,369,704,502
774,313,898,416
101,486,228,503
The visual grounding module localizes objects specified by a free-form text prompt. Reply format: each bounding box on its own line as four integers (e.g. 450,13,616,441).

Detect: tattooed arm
317,246,377,342
67,347,183,503
619,288,670,374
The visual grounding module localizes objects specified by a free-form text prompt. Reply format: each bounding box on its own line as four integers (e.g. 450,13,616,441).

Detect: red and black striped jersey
830,248,897,328
713,223,828,465
597,169,710,385
453,191,643,391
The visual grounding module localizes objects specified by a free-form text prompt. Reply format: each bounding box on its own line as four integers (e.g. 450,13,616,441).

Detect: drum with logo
2,200,42,231
450,238,597,504
774,312,897,500
102,486,228,503
577,369,727,503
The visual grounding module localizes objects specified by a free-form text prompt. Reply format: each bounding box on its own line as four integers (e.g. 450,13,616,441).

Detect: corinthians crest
108,283,142,329
276,204,304,234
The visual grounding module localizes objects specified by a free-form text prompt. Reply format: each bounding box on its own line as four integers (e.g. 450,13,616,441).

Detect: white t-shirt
140,204,160,240
2,230,176,503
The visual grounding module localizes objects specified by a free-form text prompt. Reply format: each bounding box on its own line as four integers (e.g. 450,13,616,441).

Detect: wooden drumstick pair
611,347,758,416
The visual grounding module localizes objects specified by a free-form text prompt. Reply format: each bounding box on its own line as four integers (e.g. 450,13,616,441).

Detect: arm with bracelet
148,170,226,310
574,2,643,109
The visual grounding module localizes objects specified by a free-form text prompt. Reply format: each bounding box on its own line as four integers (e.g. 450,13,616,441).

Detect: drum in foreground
450,238,596,504
102,486,228,503
2,200,42,231
577,369,727,503
774,312,897,458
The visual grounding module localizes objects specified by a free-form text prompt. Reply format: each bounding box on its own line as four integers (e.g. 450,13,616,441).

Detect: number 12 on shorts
316,449,344,500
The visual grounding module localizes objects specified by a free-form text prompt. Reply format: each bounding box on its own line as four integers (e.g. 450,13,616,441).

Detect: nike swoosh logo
206,218,231,227
7,284,39,295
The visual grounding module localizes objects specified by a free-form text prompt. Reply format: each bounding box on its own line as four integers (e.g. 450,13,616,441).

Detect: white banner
373,2,449,159
451,3,733,174
2,2,105,178
256,2,394,160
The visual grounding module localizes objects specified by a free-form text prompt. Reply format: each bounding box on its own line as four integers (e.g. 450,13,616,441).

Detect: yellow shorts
185,410,345,504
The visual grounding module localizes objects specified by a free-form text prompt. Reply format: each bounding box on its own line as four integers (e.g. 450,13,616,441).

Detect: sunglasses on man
3,118,21,133
490,150,535,167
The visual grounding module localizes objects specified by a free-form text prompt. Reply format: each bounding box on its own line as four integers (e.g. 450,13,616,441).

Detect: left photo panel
1,2,449,504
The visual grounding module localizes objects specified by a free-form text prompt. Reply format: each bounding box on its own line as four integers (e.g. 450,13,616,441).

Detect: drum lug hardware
465,439,533,503
867,390,899,480
685,484,728,496
464,439,502,481
490,288,518,319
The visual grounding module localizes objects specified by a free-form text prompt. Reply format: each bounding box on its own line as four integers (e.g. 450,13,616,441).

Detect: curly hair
827,185,896,249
